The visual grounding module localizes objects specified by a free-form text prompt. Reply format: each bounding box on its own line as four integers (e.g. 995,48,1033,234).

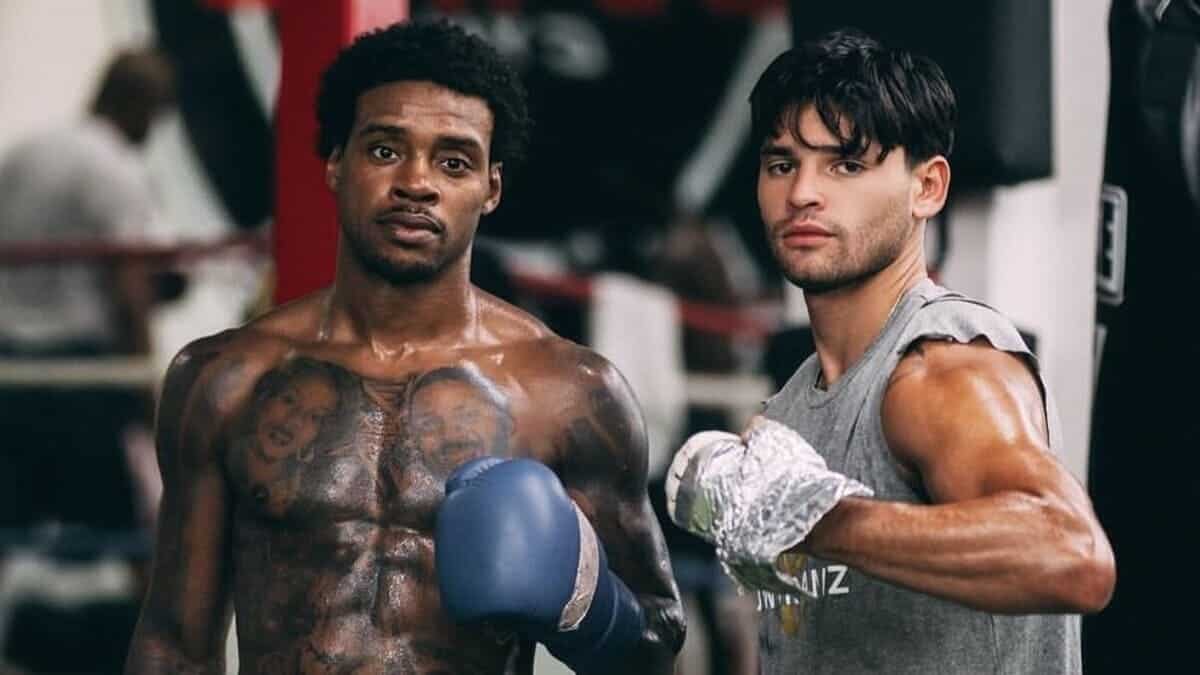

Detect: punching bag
1086,2,1200,672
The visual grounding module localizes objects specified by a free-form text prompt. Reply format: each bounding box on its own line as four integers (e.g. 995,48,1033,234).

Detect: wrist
798,496,865,558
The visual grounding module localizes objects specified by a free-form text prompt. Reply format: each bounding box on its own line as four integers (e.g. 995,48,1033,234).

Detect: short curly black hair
315,19,530,174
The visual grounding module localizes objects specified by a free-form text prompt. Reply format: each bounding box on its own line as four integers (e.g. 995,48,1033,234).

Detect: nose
785,164,824,212
392,157,438,204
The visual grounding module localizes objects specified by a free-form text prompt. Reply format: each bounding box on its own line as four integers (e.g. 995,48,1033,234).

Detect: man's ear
911,155,951,221
482,162,503,215
325,147,343,192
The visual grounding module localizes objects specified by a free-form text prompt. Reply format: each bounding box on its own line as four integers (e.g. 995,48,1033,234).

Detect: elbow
648,600,687,656
125,616,225,675
1048,521,1116,614
621,602,686,675
1069,541,1116,614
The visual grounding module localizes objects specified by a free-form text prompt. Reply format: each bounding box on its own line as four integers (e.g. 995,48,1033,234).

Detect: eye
369,145,396,161
765,160,794,177
440,157,471,174
832,160,866,176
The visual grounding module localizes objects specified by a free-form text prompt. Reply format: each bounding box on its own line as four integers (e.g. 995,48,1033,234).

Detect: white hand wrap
665,416,873,594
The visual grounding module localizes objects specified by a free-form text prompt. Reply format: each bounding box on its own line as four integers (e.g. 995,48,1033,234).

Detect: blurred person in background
651,219,759,675
0,47,177,673
0,47,176,359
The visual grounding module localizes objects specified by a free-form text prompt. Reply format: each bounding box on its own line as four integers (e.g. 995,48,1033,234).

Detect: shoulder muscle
882,338,1051,502
542,342,649,498
155,328,281,473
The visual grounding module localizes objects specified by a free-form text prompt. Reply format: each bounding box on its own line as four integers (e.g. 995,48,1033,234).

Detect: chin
355,245,448,285
373,260,445,285
789,279,842,294
784,266,858,294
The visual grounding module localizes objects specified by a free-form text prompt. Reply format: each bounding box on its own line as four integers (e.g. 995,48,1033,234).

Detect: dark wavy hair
315,19,531,174
750,28,956,165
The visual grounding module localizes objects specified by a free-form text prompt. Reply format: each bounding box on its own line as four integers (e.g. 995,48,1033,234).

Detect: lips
376,209,443,245
267,426,294,447
778,221,834,247
779,222,833,237
377,211,441,232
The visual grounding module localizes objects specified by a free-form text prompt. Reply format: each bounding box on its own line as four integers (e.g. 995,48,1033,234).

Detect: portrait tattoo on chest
401,365,514,473
231,358,362,515
232,358,517,519
229,358,528,668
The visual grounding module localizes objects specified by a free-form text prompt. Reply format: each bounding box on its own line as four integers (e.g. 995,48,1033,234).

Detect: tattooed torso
217,341,608,675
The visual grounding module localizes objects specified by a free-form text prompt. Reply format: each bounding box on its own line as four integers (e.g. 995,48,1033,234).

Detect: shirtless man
126,20,684,674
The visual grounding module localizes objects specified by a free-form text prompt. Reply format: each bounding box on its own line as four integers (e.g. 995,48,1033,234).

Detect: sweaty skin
127,292,683,674
756,104,1114,615
126,76,683,674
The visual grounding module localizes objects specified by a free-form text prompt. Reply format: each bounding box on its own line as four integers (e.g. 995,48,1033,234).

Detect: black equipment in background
1086,2,1200,672
789,0,1054,190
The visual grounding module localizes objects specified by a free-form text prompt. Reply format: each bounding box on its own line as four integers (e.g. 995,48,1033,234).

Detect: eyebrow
435,135,485,156
356,124,484,156
760,144,793,158
760,139,847,158
357,123,405,138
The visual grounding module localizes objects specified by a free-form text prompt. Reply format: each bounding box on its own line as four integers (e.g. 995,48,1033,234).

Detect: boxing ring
0,229,779,671
0,231,778,400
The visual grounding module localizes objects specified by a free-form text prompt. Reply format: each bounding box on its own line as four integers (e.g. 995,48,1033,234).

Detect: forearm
801,493,1113,614
625,642,674,675
125,588,231,675
125,626,225,675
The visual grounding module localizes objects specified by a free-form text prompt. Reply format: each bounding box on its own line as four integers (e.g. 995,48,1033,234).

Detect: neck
804,242,927,387
325,237,479,359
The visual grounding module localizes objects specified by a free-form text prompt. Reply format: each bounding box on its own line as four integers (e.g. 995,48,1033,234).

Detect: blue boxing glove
435,457,645,673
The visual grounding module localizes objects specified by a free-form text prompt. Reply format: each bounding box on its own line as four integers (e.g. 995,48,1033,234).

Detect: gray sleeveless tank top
759,279,1081,674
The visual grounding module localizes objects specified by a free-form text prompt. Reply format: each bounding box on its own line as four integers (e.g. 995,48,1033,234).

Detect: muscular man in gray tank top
665,29,1115,674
